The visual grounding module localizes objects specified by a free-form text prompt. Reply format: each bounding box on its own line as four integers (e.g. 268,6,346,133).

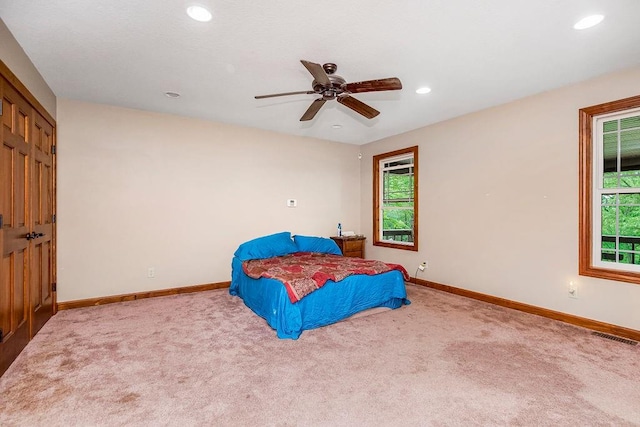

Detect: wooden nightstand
331,235,366,258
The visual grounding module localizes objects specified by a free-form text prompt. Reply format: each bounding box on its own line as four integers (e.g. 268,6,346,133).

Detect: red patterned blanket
242,252,409,303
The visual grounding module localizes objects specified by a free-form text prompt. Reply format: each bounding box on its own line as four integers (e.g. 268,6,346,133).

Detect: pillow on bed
234,232,298,261
293,235,342,256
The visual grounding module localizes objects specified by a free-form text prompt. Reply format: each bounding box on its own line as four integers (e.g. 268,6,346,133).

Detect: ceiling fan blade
337,95,380,119
344,77,402,94
255,90,315,99
300,99,326,121
300,60,331,87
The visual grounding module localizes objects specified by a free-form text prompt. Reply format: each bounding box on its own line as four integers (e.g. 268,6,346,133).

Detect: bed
229,232,410,339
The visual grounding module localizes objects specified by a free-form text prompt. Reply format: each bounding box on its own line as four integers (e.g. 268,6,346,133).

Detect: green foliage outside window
600,175,640,265
382,167,414,241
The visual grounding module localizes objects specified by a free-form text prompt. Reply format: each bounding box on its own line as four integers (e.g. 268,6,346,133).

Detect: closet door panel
30,111,54,335
0,78,32,375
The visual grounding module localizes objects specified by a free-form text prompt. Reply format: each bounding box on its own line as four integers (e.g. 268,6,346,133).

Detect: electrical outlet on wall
568,281,578,299
418,261,428,271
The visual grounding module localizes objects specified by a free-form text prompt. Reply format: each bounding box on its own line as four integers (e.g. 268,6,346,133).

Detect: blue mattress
229,256,410,339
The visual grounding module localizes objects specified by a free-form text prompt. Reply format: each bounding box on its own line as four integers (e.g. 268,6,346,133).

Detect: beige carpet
1,284,638,426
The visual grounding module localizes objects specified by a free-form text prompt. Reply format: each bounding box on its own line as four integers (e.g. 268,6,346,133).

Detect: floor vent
592,332,638,346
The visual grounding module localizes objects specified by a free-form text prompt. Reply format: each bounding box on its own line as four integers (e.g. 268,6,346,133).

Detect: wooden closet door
30,111,54,335
0,78,32,374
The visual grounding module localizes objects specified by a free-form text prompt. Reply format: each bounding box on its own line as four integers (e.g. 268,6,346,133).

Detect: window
373,146,418,251
579,95,640,284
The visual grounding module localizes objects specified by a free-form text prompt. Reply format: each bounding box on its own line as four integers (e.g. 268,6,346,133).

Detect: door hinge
52,214,56,224
0,214,3,228
52,145,56,155
0,328,3,343
0,101,3,116
52,283,57,292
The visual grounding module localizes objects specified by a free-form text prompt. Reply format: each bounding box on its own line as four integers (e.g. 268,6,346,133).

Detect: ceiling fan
255,60,402,121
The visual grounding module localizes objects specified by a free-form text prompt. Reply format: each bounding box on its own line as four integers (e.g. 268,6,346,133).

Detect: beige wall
361,66,640,331
0,18,56,118
57,99,361,301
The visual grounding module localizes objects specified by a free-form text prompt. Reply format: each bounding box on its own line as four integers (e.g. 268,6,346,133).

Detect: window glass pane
620,128,640,181
619,205,640,237
618,251,640,265
382,209,414,242
600,193,640,265
619,193,640,205
385,201,414,207
601,204,617,236
601,250,617,263
383,172,413,199
601,236,615,249
620,242,633,251
603,173,618,189
603,120,618,132
383,158,412,169
620,115,640,130
602,132,618,178
619,171,640,188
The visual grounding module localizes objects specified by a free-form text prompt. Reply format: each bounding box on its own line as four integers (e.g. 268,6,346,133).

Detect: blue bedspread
229,256,410,339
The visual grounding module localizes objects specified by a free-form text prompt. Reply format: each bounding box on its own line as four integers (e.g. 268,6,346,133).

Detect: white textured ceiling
1,0,640,145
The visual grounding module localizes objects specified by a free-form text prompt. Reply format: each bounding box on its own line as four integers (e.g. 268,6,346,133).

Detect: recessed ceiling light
332,124,342,129
416,87,432,94
573,14,604,30
187,5,212,22
165,91,181,98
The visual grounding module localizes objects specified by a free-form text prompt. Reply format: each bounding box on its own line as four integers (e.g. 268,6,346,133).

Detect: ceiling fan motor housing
312,74,347,99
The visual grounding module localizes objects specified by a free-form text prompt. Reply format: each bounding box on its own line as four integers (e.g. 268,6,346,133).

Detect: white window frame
591,108,640,272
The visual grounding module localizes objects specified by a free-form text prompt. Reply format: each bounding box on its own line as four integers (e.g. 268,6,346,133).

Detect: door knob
25,232,45,240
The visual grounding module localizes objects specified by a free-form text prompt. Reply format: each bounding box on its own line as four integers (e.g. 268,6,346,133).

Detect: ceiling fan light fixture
573,14,604,30
416,87,432,94
187,5,212,22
